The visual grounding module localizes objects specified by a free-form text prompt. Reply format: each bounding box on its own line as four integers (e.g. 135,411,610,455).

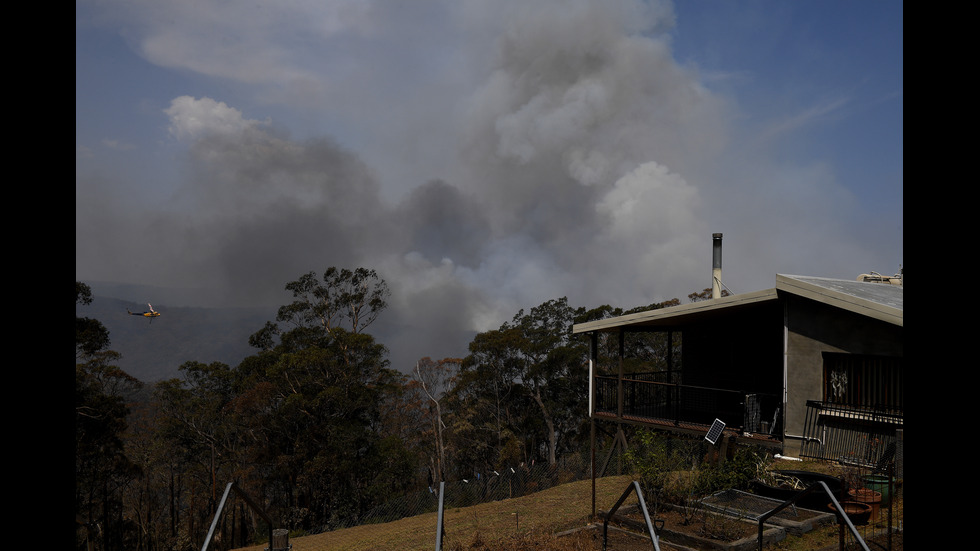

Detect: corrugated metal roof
572,274,903,333
775,274,903,326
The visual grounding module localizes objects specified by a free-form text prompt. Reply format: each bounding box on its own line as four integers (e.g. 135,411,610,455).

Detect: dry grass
232,459,903,550
233,475,635,551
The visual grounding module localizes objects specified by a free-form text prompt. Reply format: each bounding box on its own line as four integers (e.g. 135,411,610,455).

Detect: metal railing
202,482,281,551
594,376,779,435
757,481,868,551
602,481,660,551
799,400,903,467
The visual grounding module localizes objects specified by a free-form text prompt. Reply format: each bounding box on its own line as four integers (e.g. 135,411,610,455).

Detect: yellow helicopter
128,303,161,321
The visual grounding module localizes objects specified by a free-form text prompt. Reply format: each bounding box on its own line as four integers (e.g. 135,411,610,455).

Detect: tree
77,282,110,359
76,282,142,551
454,297,589,469
411,357,460,484
508,297,588,466
688,288,729,302
451,326,525,472
155,362,238,509
577,299,682,376
237,268,409,530
252,267,391,351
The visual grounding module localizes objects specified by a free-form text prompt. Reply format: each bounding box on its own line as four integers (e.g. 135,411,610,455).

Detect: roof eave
572,288,778,334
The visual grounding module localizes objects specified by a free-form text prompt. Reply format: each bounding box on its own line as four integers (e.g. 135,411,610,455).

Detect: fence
620,430,903,551
325,431,770,534
281,430,904,550
324,451,598,532
799,400,903,476
826,455,904,550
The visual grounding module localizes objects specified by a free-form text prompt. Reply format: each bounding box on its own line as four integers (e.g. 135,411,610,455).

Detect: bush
625,430,764,509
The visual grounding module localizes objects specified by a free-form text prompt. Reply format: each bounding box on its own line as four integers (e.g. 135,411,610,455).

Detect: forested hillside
76,272,693,551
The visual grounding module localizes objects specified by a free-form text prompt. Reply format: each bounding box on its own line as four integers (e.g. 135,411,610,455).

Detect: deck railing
593,375,780,436
799,400,903,468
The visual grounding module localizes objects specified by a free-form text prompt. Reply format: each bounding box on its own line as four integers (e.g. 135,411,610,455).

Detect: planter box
749,470,845,510
604,504,786,551
702,489,836,536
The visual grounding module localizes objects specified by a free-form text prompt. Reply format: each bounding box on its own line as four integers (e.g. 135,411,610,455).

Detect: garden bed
701,489,835,536
604,503,786,550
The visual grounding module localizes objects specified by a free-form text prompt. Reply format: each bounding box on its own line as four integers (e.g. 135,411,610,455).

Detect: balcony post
590,331,598,518
617,329,624,419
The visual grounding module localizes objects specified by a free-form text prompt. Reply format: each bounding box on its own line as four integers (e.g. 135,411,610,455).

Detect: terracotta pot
829,501,872,526
848,487,882,521
860,474,892,506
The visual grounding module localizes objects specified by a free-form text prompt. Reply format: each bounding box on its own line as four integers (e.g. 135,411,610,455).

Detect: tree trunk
531,386,557,465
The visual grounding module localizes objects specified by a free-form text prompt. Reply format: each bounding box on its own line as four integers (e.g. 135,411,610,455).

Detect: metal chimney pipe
712,233,723,299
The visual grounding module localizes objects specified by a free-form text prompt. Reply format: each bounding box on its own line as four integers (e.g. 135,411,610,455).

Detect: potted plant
847,487,882,522
828,501,872,526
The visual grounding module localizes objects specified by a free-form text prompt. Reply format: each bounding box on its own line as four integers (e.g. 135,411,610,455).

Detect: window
823,353,903,412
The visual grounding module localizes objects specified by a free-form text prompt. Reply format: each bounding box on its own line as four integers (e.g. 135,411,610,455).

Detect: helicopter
128,303,161,321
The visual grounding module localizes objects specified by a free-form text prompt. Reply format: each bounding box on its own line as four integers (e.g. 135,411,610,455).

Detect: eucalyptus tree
450,324,526,473
411,357,460,484
249,267,390,352
508,297,589,466
76,282,141,550
239,268,409,529
453,297,590,470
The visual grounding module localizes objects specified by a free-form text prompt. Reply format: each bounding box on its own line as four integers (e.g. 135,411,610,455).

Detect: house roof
775,274,903,327
572,274,903,334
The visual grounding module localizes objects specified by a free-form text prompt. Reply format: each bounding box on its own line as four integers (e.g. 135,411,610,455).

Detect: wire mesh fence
282,430,903,550
326,449,601,532
832,459,904,550
599,430,903,550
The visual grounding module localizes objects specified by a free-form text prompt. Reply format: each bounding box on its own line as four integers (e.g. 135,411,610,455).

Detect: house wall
781,294,904,457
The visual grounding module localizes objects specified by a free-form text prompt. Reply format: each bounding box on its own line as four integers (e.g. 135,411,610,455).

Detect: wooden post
270,528,289,551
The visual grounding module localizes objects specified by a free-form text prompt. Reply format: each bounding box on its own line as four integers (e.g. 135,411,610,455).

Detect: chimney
712,233,723,299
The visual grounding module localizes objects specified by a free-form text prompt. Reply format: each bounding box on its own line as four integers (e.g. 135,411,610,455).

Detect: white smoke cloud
165,96,265,142
596,162,704,290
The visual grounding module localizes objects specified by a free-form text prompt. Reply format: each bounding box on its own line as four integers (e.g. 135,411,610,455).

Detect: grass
233,475,635,551
232,459,903,550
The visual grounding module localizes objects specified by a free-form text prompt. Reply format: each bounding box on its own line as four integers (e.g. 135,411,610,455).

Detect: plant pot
847,487,881,522
828,501,872,526
860,474,891,506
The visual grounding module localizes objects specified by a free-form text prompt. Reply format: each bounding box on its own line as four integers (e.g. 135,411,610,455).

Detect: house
572,272,903,469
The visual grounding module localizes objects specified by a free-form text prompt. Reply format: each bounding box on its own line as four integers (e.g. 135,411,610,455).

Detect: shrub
625,430,764,509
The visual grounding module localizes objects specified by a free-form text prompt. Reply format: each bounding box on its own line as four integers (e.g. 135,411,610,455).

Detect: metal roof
774,274,903,327
572,274,903,334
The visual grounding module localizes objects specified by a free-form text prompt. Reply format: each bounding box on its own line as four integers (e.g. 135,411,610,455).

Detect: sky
76,0,903,371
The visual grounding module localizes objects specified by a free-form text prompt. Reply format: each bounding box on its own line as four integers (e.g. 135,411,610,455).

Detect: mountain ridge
76,294,273,382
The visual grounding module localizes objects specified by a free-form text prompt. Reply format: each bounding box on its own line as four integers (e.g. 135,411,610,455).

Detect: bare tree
413,357,460,483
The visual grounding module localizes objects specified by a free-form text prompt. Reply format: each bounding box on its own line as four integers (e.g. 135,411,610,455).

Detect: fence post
435,481,446,551
269,529,289,551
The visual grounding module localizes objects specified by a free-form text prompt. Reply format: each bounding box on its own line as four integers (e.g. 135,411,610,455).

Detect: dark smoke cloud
395,179,491,269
